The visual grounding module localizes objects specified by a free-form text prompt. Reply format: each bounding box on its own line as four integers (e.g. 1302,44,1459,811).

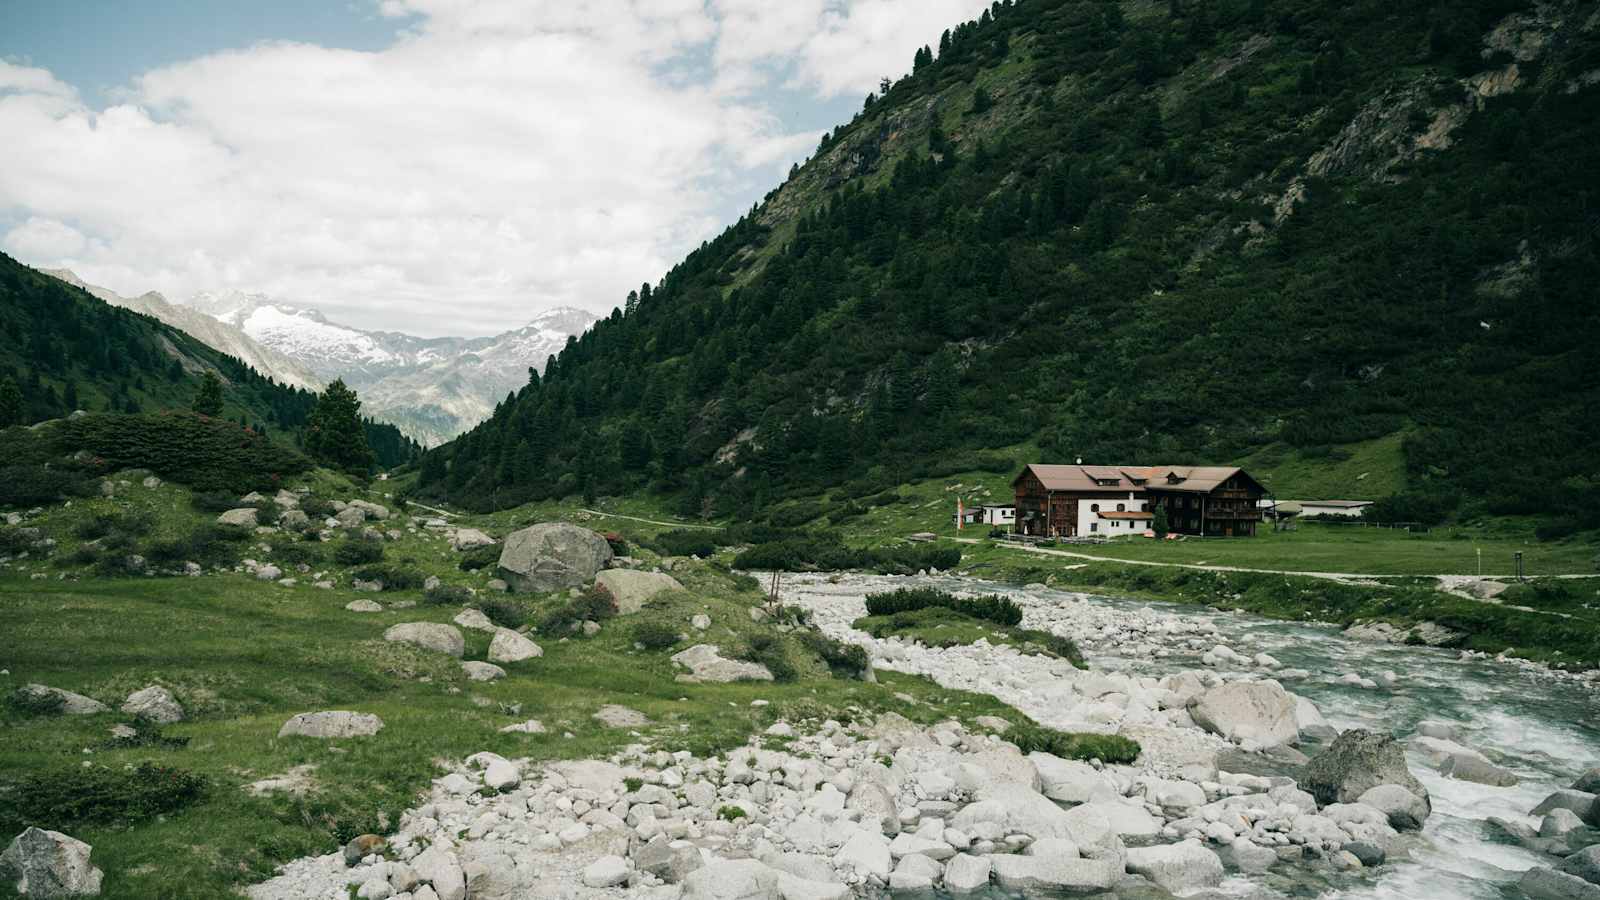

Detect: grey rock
120,685,183,724
847,782,900,836
1520,866,1600,900
582,855,631,889
593,705,649,728
451,528,496,551
18,684,107,715
1,827,104,897
461,661,506,682
1576,769,1600,794
942,854,991,894
1303,729,1430,813
452,608,496,633
1125,839,1224,893
1559,845,1600,887
594,569,683,614
336,507,368,528
277,710,384,739
681,858,848,900
348,500,390,521
345,599,384,612
634,835,703,884
1535,791,1599,827
671,644,774,683
383,622,465,657
278,509,310,531
1187,680,1299,748
1441,752,1519,787
496,523,614,593
1543,809,1586,837
412,845,466,900
989,840,1119,893
1343,841,1386,867
1357,784,1431,832
217,508,259,527
488,628,542,663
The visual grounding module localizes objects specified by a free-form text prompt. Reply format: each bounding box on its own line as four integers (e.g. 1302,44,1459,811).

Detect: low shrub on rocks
0,526,35,555
274,541,326,566
1011,627,1086,668
74,509,155,541
864,588,1023,626
298,496,336,519
4,687,65,718
0,763,206,831
477,596,528,629
653,529,718,559
1007,722,1140,765
738,633,798,682
632,620,680,650
795,631,870,679
352,565,423,591
537,586,617,635
334,536,385,566
423,584,474,606
457,544,501,572
144,523,247,567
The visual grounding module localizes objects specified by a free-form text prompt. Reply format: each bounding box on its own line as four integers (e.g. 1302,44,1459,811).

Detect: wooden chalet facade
1013,464,1266,538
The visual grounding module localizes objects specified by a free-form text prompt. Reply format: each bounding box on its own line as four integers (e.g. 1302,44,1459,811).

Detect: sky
0,0,994,337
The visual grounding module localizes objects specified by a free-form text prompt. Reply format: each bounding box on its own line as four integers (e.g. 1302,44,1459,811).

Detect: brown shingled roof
1016,464,1262,495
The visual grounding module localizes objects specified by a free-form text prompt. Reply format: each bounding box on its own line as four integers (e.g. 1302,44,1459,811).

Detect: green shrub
5,687,66,718
632,620,680,650
1012,628,1086,668
717,805,745,822
1007,722,1140,764
767,502,825,528
352,565,423,591
477,596,527,629
731,534,961,574
298,496,336,519
76,510,157,541
624,777,644,793
273,541,325,566
458,544,501,572
0,527,34,555
655,529,718,558
0,463,95,506
423,583,473,606
537,586,617,635
143,524,246,567
796,631,870,679
739,633,797,682
53,412,310,493
0,763,207,831
190,490,244,513
864,588,1023,626
334,536,385,566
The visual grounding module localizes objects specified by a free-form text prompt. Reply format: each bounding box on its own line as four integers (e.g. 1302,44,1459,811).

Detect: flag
957,497,964,530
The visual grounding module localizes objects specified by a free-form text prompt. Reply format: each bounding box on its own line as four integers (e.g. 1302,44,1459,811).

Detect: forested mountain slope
424,0,1600,534
0,253,421,468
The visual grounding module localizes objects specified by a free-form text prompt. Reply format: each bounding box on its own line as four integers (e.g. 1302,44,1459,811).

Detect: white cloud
0,0,993,336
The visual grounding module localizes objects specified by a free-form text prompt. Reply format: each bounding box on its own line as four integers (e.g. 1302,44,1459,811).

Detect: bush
144,523,246,567
0,463,95,506
423,583,473,606
654,529,718,558
738,633,797,682
477,596,527,629
767,502,825,528
458,544,501,572
74,510,154,541
604,532,629,555
52,411,310,493
863,588,1023,626
1011,628,1086,668
731,534,960,574
632,620,680,650
334,536,385,566
796,631,870,679
537,586,617,635
0,763,207,831
352,565,423,591
0,527,34,555
273,541,325,566
1007,722,1140,764
190,490,244,513
298,496,336,519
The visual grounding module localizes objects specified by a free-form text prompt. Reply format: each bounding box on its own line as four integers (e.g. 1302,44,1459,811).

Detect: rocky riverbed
239,574,1600,900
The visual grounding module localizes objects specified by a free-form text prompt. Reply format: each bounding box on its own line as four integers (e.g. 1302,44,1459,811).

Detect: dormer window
1166,472,1184,484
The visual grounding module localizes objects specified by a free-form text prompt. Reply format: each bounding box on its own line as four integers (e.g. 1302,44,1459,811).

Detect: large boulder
1187,680,1299,748
671,644,774,683
120,685,183,723
1520,866,1600,900
1030,753,1117,804
348,500,390,521
988,840,1119,894
17,684,106,715
594,570,684,614
278,711,385,739
1560,845,1600,888
383,623,465,657
681,858,848,900
1,827,103,897
1358,784,1431,831
1303,729,1430,812
1440,752,1519,787
1125,839,1225,894
496,523,613,593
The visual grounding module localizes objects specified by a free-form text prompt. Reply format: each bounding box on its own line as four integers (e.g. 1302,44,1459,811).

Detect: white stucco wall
1078,492,1150,536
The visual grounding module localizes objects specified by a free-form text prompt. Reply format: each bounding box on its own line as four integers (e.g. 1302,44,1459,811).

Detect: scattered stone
218,508,259,527
498,720,546,734
452,609,496,633
17,684,106,715
345,599,384,612
691,613,712,630
451,528,496,551
1575,768,1600,794
671,644,774,683
594,569,684,614
1,827,103,898
461,661,506,682
488,628,542,663
277,711,384,739
1358,784,1431,831
120,685,183,724
634,835,703,884
594,705,649,728
496,523,614,593
382,622,465,657
943,854,991,893
1441,752,1519,787
1520,866,1600,900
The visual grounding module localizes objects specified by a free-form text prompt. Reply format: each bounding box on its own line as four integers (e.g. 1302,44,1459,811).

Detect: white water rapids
775,572,1600,899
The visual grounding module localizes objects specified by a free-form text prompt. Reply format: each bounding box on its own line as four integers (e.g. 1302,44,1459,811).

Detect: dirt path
403,499,462,519
578,509,721,530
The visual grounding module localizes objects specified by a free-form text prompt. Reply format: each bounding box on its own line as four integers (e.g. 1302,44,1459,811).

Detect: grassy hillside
421,0,1600,540
0,253,421,468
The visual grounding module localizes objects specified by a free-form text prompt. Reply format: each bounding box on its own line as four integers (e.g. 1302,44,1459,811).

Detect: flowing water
783,574,1600,899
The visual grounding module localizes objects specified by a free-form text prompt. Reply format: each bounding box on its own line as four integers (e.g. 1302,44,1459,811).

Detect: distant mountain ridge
41,271,322,393
178,290,598,447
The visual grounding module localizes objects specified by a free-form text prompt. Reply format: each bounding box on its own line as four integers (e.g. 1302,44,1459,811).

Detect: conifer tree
0,376,21,427
304,379,376,473
192,371,224,416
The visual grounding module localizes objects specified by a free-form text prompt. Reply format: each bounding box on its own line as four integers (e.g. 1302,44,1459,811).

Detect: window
1090,523,1098,532
1117,503,1126,512
1090,503,1100,512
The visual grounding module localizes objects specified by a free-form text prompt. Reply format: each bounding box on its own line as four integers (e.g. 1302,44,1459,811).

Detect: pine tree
192,371,224,416
63,379,79,411
0,376,21,427
304,379,376,473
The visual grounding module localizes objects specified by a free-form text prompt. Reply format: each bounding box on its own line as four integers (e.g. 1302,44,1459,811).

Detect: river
775,573,1600,899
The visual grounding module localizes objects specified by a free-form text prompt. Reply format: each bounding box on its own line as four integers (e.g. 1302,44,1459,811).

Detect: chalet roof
1299,499,1374,508
1016,464,1263,495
